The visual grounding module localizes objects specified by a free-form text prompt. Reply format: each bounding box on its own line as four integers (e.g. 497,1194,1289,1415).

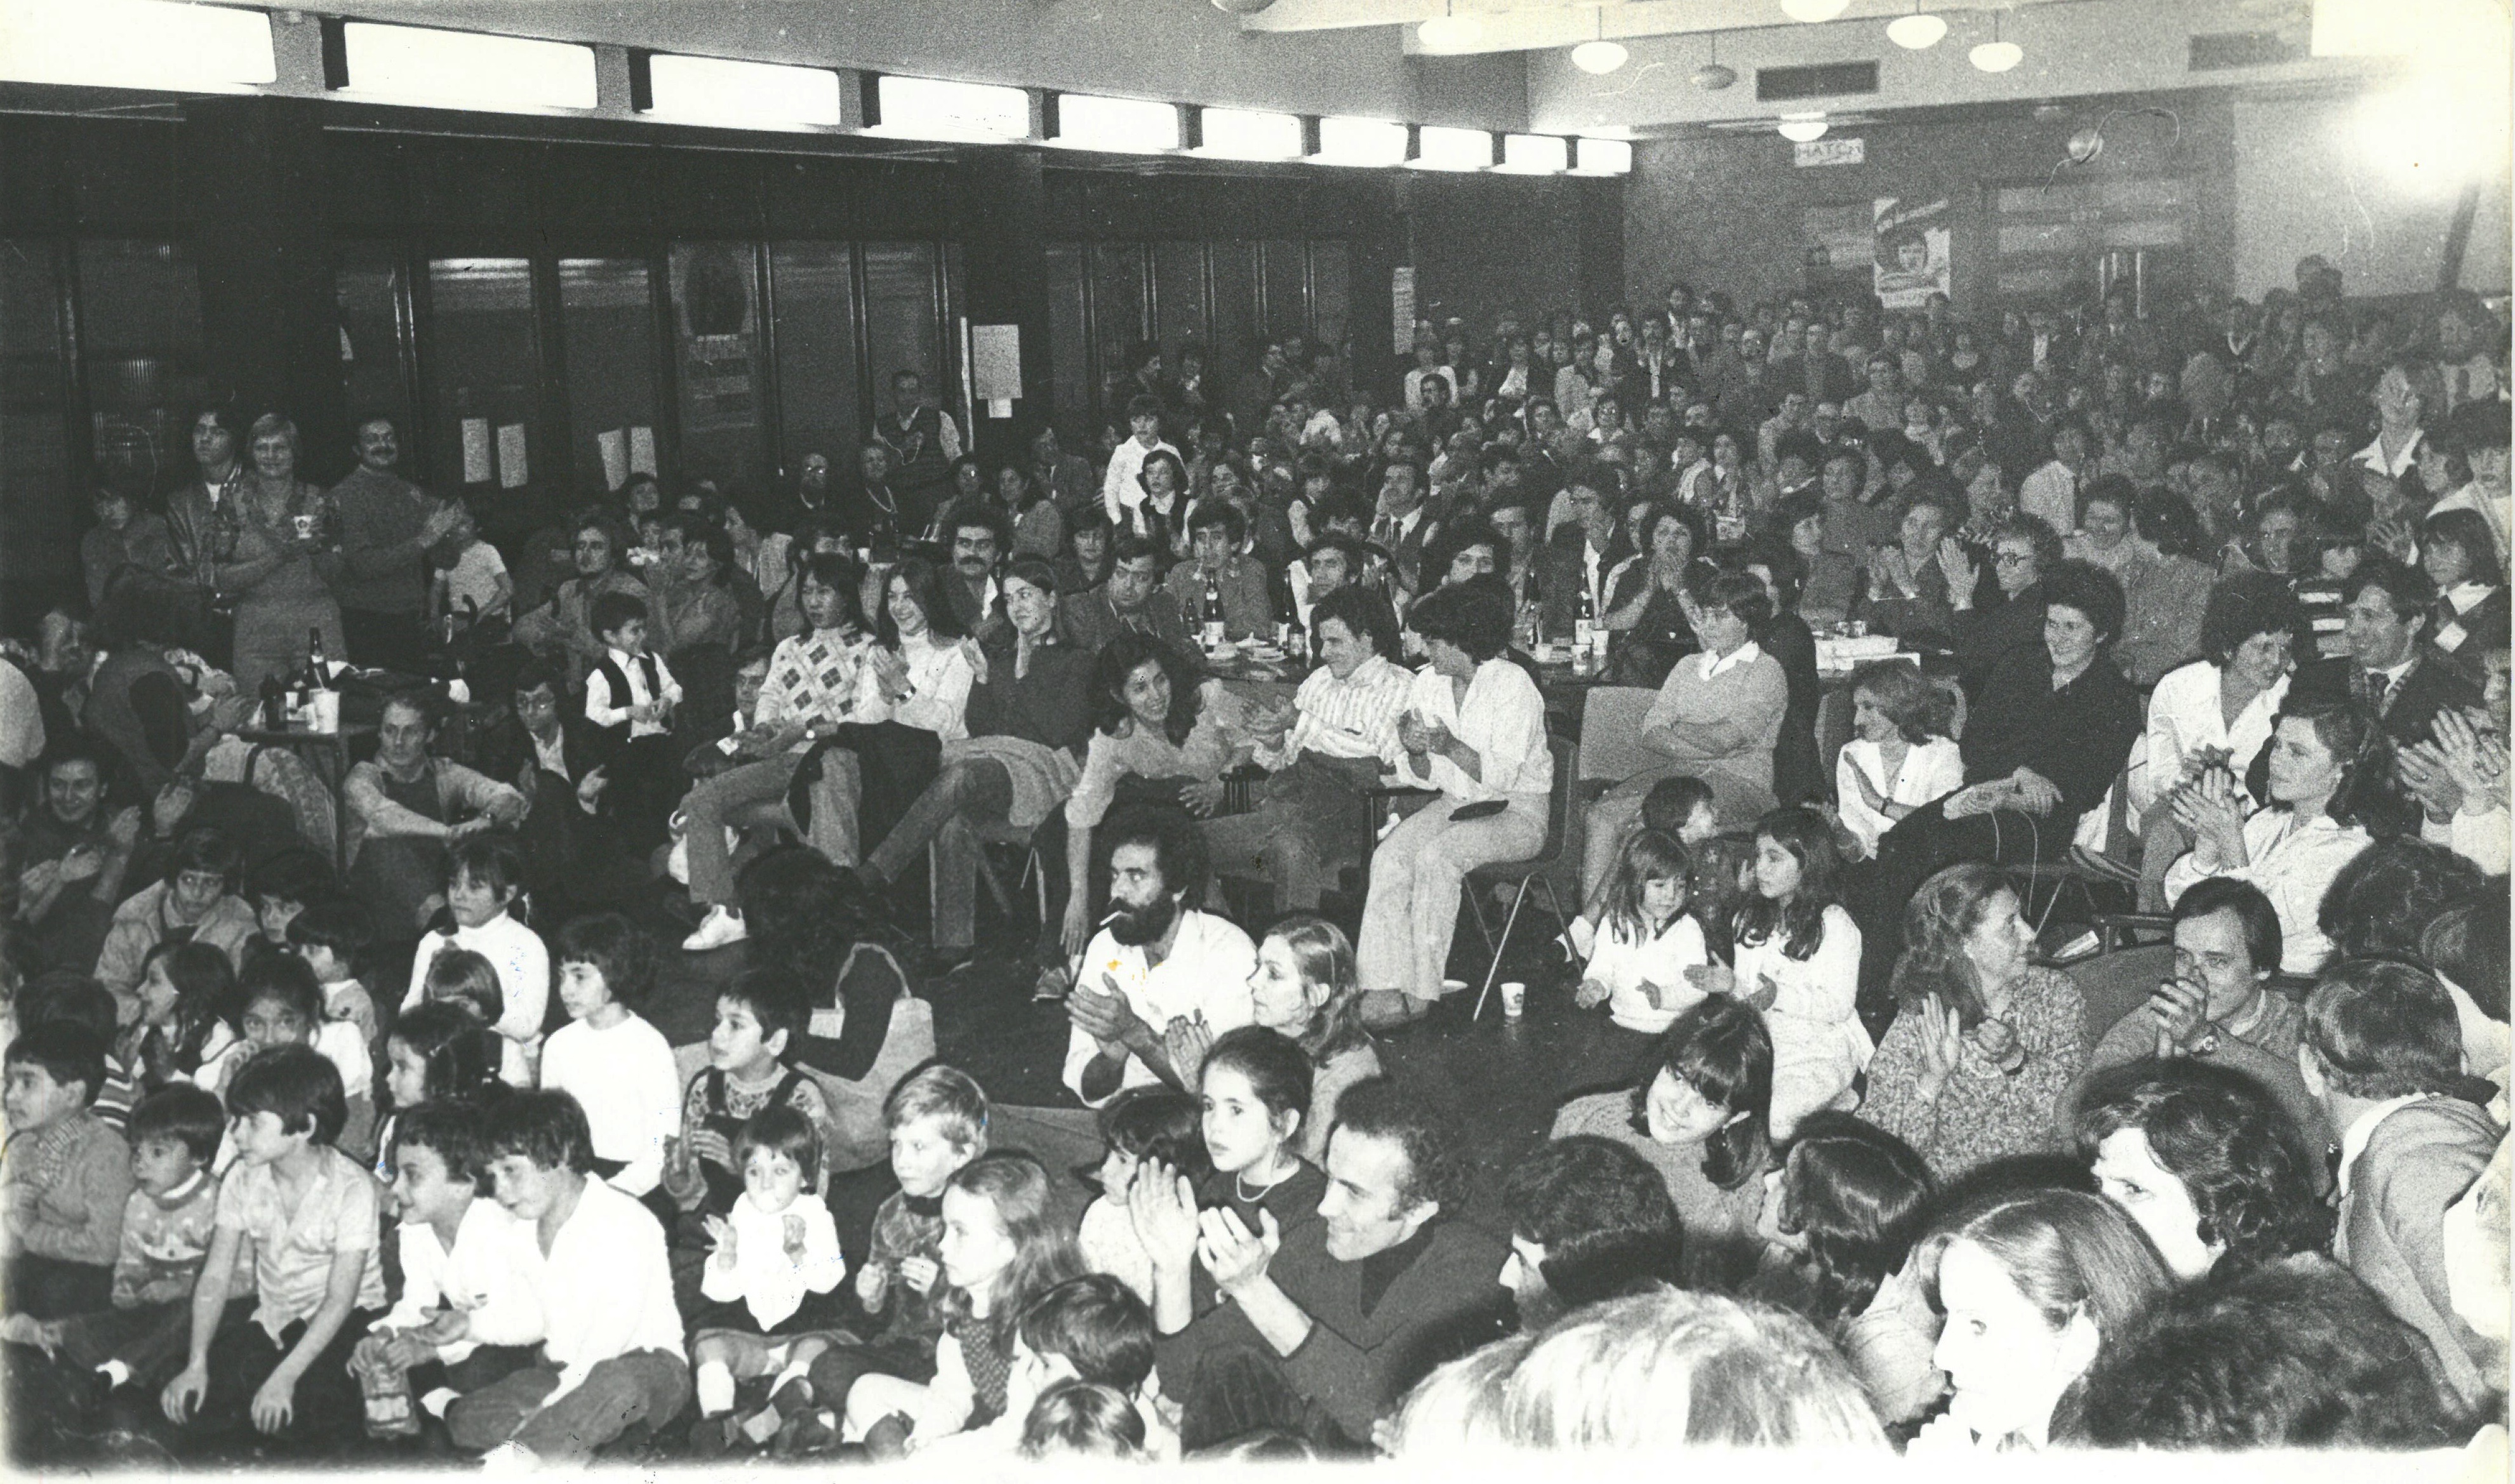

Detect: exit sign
1794,136,1865,168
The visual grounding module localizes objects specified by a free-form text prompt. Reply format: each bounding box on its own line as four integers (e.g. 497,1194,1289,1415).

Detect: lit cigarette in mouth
1100,910,1124,927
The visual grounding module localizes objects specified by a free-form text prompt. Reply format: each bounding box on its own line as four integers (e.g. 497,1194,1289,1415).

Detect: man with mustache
1060,807,1255,1108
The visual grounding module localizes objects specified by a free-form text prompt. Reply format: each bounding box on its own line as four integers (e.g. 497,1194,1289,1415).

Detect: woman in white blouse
1835,663,1964,861
2135,573,2297,908
2163,696,2389,975
1357,576,1551,1028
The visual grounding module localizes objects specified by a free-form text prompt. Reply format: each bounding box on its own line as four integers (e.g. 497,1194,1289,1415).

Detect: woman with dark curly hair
2165,694,2397,974
1862,862,2088,1176
2072,1059,2330,1285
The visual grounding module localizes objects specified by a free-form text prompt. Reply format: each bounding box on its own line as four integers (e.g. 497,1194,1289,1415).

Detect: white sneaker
683,904,749,953
479,1442,538,1474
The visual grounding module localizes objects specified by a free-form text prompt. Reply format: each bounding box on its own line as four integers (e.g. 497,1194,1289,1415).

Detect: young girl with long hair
378,1000,504,1189
1693,807,1871,1139
1549,998,1774,1289
126,941,237,1092
847,1152,1084,1450
1749,1111,1942,1424
1576,831,1713,1059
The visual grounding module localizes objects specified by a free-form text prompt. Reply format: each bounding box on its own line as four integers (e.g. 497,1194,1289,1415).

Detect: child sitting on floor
685,1105,848,1455
1075,1087,1206,1308
205,957,377,1165
928,1271,1175,1460
123,943,237,1098
662,967,836,1226
538,913,679,1215
377,1002,505,1196
284,897,380,1054
403,835,547,1089
1,1021,135,1321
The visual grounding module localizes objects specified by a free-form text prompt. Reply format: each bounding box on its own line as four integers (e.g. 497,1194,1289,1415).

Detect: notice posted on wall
597,429,627,491
1872,197,1952,308
460,418,492,485
629,425,657,475
496,423,528,489
1392,266,1416,354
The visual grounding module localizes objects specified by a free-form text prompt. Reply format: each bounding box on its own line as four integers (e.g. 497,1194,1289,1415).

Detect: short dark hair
129,1083,226,1165
1186,499,1245,545
512,657,566,699
244,848,334,910
2420,892,2509,1023
1201,1025,1312,1132
2199,570,2303,666
387,1001,502,1106
2343,555,2436,632
555,912,657,1009
228,1044,349,1145
22,974,119,1045
1099,804,1208,904
2170,877,2282,980
2318,837,2488,960
166,826,239,888
2071,1061,2328,1280
448,832,526,904
1096,1087,1209,1184
1311,585,1402,663
589,590,648,641
1016,1273,1156,1395
1994,513,2067,576
481,1089,596,1174
735,1103,823,1187
721,967,808,1057
2039,558,2127,646
2074,1255,2457,1449
1406,573,1514,662
394,1099,488,1185
1686,568,1774,630
285,896,373,969
4,1021,106,1105
1502,1134,1686,1308
1331,1075,1469,1214
1019,1380,1146,1460
2304,958,2466,1100
238,952,324,1027
1105,531,1166,572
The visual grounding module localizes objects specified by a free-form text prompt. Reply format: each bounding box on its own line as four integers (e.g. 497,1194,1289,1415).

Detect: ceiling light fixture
1692,32,1737,90
1970,11,2022,71
1779,0,1850,23
1777,112,1830,142
1886,4,1947,49
1418,1,1482,51
1571,5,1627,74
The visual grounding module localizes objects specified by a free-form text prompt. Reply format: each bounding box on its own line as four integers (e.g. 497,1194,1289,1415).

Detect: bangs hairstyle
940,1153,1086,1352
4,1020,106,1105
554,913,657,1009
2200,570,2304,666
284,897,373,969
1851,662,1954,745
1090,632,1203,746
422,948,504,1026
2071,1061,2329,1281
874,556,965,647
1632,997,1772,1193
1771,1111,1936,1332
238,952,324,1028
1602,830,1695,948
794,550,867,634
1311,585,1402,663
227,1043,348,1146
721,966,809,1054
1201,1025,1313,1134
1095,1087,1210,1185
1018,1381,1146,1461
1262,914,1370,1064
2304,958,2465,1100
884,1061,989,1149
481,1089,596,1174
447,833,526,904
734,1103,822,1187
1015,1272,1157,1394
2272,696,2401,833
1734,806,1842,962
393,1099,488,1185
142,940,238,1072
128,1083,226,1166
387,1001,502,1108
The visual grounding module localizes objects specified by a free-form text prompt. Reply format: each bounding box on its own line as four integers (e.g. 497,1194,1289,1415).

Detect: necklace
1234,1161,1293,1203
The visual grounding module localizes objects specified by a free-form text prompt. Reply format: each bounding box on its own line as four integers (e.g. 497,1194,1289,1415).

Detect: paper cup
309,689,341,734
1500,981,1526,1017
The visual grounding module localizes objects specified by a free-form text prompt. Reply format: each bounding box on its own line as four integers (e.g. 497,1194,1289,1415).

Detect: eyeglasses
1992,551,2036,567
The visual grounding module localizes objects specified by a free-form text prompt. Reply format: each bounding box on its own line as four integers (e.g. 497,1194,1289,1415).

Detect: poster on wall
673,243,760,435
1872,197,1952,308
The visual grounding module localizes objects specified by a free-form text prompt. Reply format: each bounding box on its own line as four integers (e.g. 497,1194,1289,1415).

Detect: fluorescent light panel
1415,125,1493,171
1314,116,1409,166
1573,137,1634,175
0,0,274,91
873,75,1031,141
1199,107,1304,161
1498,133,1568,173
340,21,596,111
1055,93,1180,152
646,53,842,127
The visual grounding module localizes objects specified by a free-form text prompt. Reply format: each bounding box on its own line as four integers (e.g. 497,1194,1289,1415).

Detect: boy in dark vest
582,591,683,852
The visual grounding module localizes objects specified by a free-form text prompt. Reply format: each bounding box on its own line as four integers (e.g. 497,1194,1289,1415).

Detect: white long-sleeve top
1100,435,1180,522
1835,736,1965,856
2163,809,2372,974
1257,653,1413,769
700,1189,846,1332
887,630,977,741
1060,911,1257,1109
538,1012,681,1197
2427,804,2511,877
381,1198,545,1365
403,911,550,1088
1585,911,1711,1035
1733,904,1873,1081
1387,658,1552,810
525,1178,684,1402
584,647,682,736
2139,661,2287,814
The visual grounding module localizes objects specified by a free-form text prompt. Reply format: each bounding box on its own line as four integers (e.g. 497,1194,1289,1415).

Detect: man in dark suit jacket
1058,533,1192,658
1535,474,1631,640
475,658,636,911
2285,559,2483,749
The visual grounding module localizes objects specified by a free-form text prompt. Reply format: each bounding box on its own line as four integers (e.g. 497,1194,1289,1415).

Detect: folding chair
1462,733,1581,1020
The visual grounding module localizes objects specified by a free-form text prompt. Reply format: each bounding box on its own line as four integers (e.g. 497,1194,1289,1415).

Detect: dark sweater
1962,645,2140,830
962,631,1095,758
1156,1215,1507,1443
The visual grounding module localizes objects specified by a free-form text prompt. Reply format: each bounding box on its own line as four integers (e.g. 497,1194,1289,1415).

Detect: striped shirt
1260,654,1413,768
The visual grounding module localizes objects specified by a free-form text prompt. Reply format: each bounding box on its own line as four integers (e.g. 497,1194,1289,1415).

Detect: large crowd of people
0,256,2507,1465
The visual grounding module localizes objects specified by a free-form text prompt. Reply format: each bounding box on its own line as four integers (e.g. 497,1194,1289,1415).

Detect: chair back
1575,686,1661,783
1530,732,1580,869
2066,942,2173,1047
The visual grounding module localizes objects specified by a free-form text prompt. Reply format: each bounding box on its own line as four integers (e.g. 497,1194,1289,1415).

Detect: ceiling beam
1237,0,2054,53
